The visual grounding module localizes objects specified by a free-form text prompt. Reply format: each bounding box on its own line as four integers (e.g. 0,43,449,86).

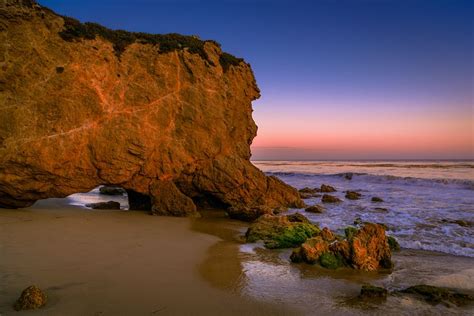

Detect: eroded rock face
0,1,303,216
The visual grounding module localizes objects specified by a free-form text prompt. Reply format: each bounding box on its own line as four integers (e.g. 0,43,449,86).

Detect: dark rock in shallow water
320,184,337,193
359,285,388,300
371,197,384,202
245,214,319,249
441,219,473,227
400,285,474,307
99,186,126,195
374,207,388,212
345,191,361,200
321,194,341,203
298,187,321,199
86,201,121,210
344,173,353,180
305,204,324,213
13,285,47,311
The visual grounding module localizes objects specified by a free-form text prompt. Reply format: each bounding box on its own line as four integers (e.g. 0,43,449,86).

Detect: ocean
253,160,474,258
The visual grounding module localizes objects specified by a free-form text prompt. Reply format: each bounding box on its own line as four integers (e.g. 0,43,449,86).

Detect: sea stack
0,0,303,216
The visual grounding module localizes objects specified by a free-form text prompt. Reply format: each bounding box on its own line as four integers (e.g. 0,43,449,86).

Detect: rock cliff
0,0,303,215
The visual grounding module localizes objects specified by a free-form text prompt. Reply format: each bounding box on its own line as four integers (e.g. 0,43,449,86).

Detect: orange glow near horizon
251,100,473,159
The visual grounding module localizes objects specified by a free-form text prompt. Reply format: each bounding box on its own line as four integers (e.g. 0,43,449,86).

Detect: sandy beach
1,195,474,315
0,199,295,316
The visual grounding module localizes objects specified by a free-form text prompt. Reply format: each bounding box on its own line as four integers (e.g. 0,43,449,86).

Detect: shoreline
0,200,297,315
1,199,473,315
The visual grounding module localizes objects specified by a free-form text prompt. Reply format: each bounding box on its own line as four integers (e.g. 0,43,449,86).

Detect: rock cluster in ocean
0,1,303,216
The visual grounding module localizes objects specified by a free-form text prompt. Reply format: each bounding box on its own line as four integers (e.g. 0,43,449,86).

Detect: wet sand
1,199,473,315
0,200,295,315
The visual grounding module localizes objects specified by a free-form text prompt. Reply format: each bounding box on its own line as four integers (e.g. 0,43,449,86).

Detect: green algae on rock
291,223,393,271
387,236,400,251
245,214,320,249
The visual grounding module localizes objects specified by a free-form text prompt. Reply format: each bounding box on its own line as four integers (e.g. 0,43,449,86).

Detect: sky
41,0,473,160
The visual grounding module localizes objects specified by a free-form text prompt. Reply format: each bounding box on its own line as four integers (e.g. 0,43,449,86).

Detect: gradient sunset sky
42,0,473,160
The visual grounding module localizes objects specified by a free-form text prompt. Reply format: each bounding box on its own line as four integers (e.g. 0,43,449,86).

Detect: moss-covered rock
400,285,474,306
245,214,319,249
387,236,400,251
344,226,358,240
290,223,393,271
319,252,344,269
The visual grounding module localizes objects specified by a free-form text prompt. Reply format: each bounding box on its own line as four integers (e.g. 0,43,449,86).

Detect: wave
254,161,474,169
266,171,474,190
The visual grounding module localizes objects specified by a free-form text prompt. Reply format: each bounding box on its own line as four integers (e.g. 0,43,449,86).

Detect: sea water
253,160,474,258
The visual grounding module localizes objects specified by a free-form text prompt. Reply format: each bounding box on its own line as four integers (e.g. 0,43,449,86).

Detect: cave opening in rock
66,185,136,211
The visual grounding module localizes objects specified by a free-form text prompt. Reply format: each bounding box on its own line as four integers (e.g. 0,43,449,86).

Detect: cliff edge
0,0,303,216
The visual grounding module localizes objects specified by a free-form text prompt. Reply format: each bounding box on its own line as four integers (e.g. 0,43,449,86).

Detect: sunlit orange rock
0,1,303,216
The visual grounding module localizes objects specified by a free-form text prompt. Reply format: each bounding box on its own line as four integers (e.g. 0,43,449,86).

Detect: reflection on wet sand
192,210,474,315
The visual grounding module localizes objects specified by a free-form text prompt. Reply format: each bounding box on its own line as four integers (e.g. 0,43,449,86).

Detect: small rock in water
400,285,474,307
344,173,353,180
85,201,121,210
359,285,388,300
320,184,337,193
305,205,324,213
345,191,361,200
99,186,126,195
13,285,47,311
440,219,473,228
298,187,321,199
321,194,341,203
374,207,388,212
371,197,384,202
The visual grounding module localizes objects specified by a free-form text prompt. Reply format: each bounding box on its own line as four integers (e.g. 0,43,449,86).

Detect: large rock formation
0,0,303,216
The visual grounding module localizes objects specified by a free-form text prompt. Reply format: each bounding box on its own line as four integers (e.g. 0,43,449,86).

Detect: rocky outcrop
0,1,303,216
291,223,393,271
